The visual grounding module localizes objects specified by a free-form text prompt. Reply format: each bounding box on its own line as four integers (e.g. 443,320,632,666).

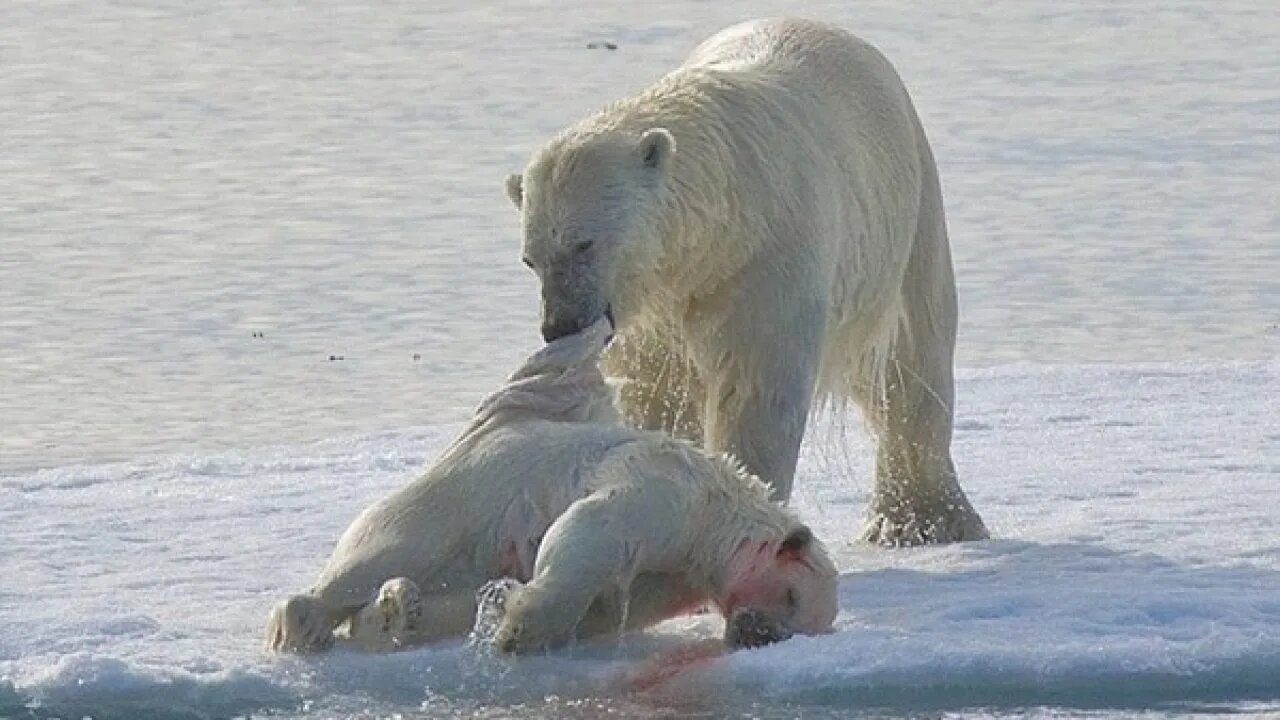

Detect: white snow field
2,0,1278,718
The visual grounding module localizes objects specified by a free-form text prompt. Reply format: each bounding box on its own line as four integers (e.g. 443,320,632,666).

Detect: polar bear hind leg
854,144,988,546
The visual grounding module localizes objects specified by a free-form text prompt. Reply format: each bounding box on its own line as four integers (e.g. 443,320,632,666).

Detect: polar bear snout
542,302,611,340
535,252,613,342
724,608,793,649
541,316,575,343
541,303,610,343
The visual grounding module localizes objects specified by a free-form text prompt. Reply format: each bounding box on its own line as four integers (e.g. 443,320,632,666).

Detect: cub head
506,127,675,341
719,525,839,649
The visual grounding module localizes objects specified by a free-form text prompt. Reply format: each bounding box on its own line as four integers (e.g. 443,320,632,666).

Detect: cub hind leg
344,577,424,651
344,577,483,650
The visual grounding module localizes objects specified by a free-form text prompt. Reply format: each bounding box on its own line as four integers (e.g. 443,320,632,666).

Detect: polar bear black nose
541,317,580,342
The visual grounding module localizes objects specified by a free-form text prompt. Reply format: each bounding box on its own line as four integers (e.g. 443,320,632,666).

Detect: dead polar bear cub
506,17,988,545
265,318,837,654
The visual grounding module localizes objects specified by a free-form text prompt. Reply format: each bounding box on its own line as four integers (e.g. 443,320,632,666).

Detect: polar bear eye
786,589,798,609
573,240,594,254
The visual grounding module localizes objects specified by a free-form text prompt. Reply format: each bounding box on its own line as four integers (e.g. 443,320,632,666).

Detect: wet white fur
507,18,987,544
265,318,837,654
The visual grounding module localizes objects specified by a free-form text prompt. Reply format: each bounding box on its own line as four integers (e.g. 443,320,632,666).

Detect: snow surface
3,362,1278,719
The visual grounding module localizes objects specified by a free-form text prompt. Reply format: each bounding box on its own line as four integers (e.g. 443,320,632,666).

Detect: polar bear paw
859,502,989,547
346,577,424,651
265,594,335,653
476,577,522,616
468,577,523,647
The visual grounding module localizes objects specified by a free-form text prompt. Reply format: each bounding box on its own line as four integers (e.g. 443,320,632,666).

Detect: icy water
2,0,1279,718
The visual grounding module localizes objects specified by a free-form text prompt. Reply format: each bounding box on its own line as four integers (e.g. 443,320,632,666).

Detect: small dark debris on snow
328,354,345,361
586,42,618,50
251,331,265,339
413,353,421,361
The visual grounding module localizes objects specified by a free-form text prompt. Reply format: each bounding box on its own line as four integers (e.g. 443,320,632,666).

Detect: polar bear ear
505,173,524,209
637,128,675,170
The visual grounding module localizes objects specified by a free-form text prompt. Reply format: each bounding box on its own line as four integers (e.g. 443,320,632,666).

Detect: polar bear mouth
541,304,615,343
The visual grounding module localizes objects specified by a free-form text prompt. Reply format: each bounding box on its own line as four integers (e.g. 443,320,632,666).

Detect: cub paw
347,577,424,651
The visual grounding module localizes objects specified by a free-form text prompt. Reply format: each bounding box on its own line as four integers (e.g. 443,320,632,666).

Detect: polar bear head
718,525,839,648
506,128,675,341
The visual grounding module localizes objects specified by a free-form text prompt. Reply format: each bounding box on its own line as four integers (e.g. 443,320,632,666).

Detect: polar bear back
685,17,926,294
308,420,641,607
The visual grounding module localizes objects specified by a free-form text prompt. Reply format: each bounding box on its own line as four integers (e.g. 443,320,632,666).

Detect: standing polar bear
506,17,987,545
265,318,838,654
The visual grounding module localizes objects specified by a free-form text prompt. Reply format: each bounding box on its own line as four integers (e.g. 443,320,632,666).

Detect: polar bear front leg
495,495,645,654
573,571,707,638
603,334,705,441
693,288,826,502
